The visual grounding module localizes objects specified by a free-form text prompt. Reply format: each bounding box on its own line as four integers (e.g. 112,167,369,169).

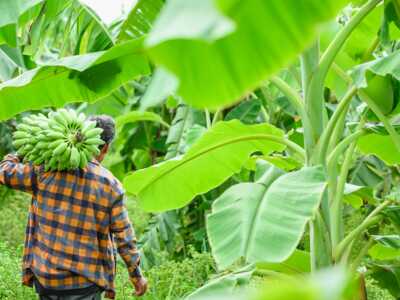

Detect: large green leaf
208,165,326,265
79,94,126,118
370,262,400,299
124,120,287,212
116,111,170,128
74,3,114,53
21,0,114,61
187,268,357,300
343,183,375,207
164,104,193,159
0,0,44,46
117,0,164,42
207,163,285,269
185,269,254,300
0,39,150,120
145,0,349,109
225,99,262,124
140,67,179,111
256,250,311,275
349,51,400,116
0,45,24,81
369,235,400,260
351,50,400,86
357,133,400,165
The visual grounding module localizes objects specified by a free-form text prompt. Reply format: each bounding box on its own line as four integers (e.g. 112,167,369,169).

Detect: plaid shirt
0,154,142,299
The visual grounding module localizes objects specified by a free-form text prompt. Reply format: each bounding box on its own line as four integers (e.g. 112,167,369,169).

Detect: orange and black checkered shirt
0,154,142,299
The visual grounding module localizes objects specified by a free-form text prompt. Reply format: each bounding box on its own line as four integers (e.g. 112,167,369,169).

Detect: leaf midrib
138,133,285,192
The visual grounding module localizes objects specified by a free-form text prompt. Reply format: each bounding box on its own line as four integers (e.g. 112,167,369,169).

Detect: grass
0,188,215,300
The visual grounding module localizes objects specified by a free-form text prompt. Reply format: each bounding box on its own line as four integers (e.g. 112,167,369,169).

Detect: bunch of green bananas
13,109,104,171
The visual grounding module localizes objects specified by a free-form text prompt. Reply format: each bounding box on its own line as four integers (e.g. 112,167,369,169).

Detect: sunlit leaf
0,39,150,120
146,0,349,109
207,163,285,269
124,120,286,212
0,0,44,46
343,184,375,207
369,235,400,260
140,67,179,111
116,111,170,128
185,269,254,300
117,0,164,42
207,162,326,268
351,50,400,88
256,250,311,274
357,133,400,165
187,268,358,300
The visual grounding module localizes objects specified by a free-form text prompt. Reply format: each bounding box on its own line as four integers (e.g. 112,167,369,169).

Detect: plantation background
1,0,400,299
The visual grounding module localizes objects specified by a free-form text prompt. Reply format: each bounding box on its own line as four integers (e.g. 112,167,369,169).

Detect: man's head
88,115,115,162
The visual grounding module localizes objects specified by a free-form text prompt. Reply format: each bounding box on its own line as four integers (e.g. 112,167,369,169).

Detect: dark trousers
34,279,103,300
38,291,102,300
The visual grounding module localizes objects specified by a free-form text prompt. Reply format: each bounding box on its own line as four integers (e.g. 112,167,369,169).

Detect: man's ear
101,143,109,155
97,143,109,162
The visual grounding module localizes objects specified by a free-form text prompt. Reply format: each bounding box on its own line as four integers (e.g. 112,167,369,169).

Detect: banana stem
317,86,357,163
334,200,391,260
330,118,366,250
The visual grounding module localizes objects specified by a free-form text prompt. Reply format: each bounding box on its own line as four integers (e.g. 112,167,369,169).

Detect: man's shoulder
88,162,124,196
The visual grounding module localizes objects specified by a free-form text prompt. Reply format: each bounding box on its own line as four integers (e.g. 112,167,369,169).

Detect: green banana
79,151,88,169
85,138,104,146
53,142,68,156
70,147,80,169
84,128,103,139
13,139,30,148
13,131,31,139
49,139,65,149
13,109,103,170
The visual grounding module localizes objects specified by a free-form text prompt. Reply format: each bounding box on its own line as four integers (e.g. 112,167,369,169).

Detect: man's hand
133,277,148,297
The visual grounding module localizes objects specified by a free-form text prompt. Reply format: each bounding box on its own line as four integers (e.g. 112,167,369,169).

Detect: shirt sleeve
110,196,143,282
0,154,37,194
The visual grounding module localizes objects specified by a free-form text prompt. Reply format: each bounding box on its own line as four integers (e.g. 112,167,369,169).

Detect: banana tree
122,0,400,297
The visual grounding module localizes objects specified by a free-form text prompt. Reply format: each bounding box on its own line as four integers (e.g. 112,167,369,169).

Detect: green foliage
0,190,30,248
124,120,286,212
0,39,150,121
0,0,43,47
358,133,400,165
209,165,326,266
0,190,215,299
0,239,215,300
140,250,215,300
145,0,350,109
0,121,14,158
117,0,164,42
2,0,400,299
116,111,170,129
0,243,36,300
366,278,396,300
225,99,262,124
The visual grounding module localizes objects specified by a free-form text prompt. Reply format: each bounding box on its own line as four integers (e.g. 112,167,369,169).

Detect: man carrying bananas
0,115,148,300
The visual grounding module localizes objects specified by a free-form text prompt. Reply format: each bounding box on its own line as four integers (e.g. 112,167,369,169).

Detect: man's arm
0,154,36,194
110,196,147,296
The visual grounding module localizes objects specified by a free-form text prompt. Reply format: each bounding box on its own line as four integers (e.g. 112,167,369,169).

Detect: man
0,115,147,299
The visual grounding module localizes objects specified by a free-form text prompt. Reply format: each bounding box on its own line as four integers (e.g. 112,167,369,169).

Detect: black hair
88,115,116,145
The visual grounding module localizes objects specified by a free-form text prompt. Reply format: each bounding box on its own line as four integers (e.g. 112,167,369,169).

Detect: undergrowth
0,188,215,300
